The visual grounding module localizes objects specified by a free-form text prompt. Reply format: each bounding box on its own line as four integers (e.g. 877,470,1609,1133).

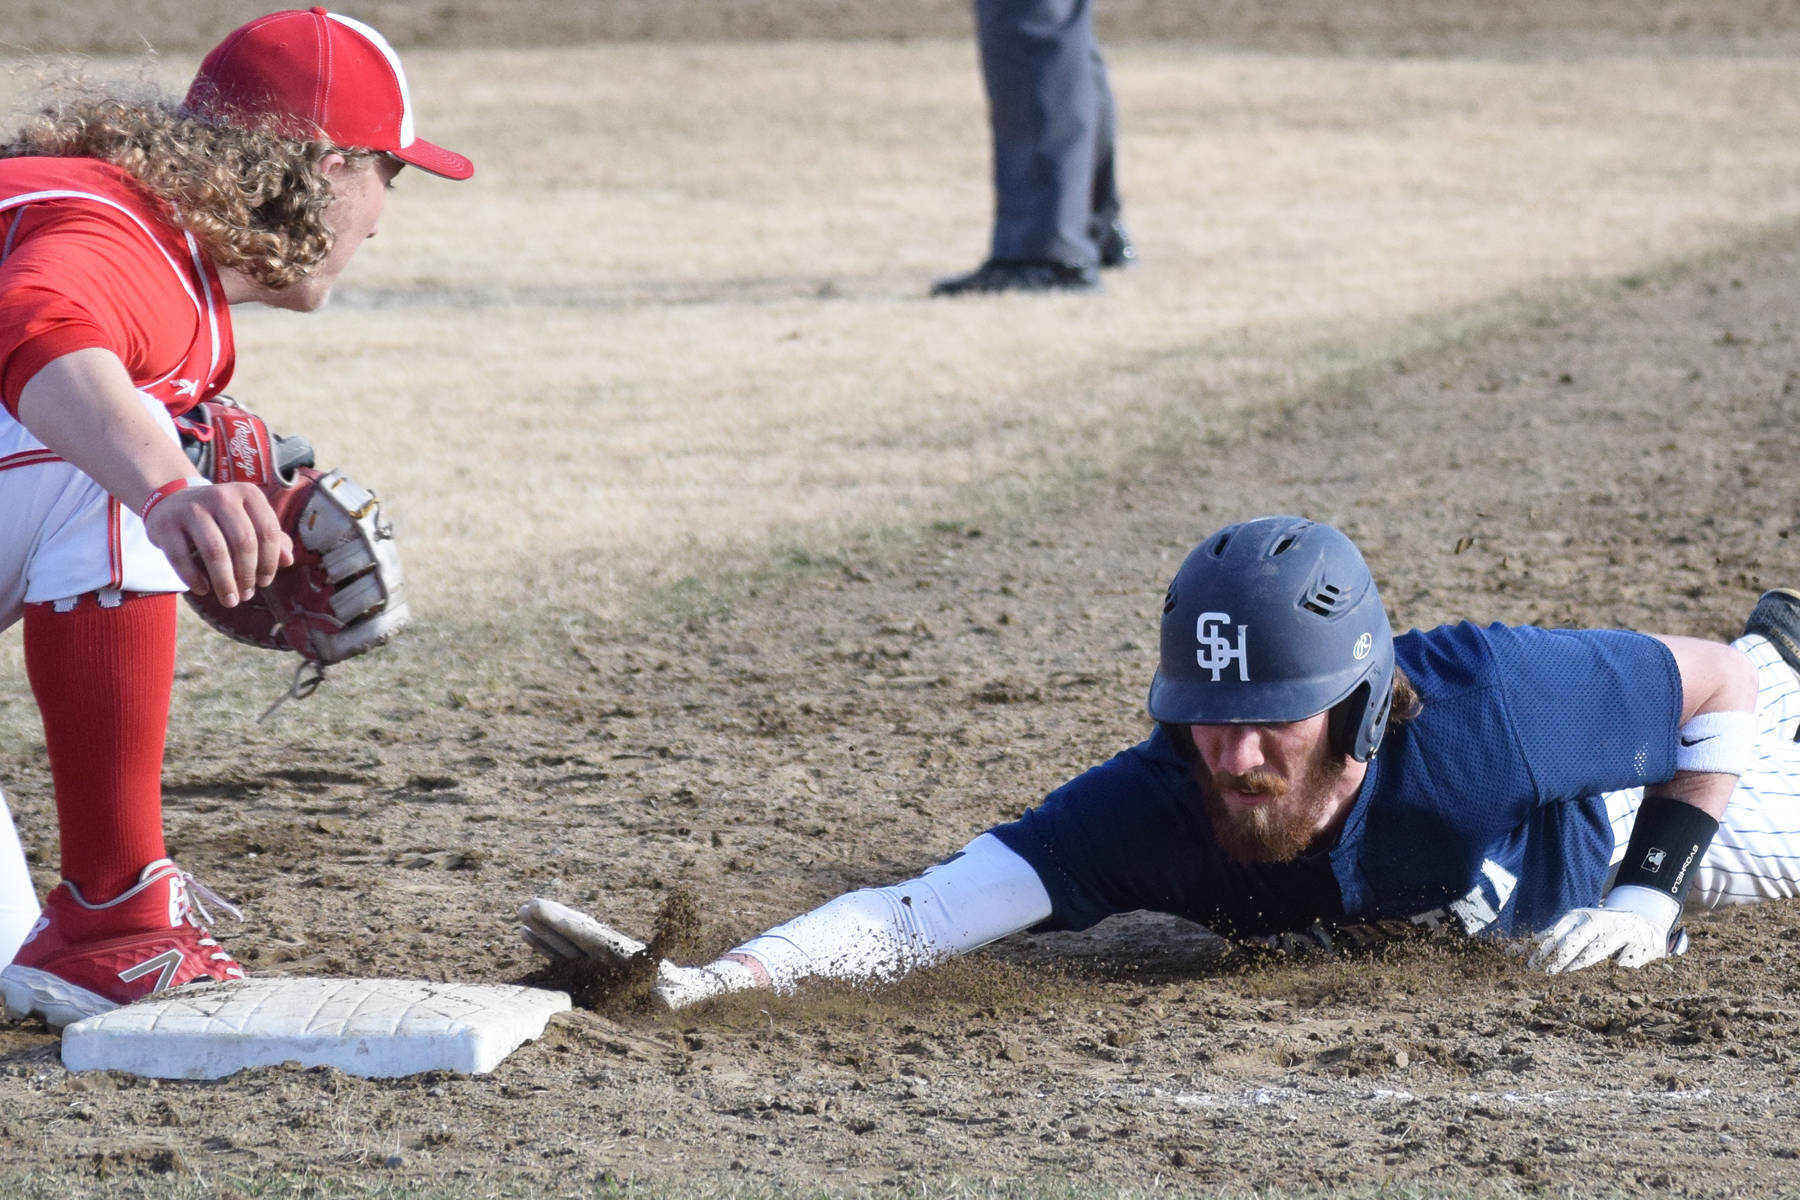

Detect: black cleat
1745,588,1800,675
1095,219,1136,269
930,259,1100,296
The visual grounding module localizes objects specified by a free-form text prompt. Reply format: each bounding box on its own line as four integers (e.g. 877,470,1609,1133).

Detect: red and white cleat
0,858,245,1028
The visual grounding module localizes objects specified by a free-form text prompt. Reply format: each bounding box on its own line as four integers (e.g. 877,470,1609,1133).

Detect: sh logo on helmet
1195,612,1250,682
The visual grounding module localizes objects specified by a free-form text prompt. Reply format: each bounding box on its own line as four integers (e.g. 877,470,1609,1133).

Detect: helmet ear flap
1329,679,1395,762
1327,687,1365,759
1364,679,1395,756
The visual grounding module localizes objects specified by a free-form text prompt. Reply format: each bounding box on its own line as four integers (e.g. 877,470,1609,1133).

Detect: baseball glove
177,398,409,677
177,394,315,488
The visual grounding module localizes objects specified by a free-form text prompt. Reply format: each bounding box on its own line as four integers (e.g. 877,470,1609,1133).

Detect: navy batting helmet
1147,516,1396,761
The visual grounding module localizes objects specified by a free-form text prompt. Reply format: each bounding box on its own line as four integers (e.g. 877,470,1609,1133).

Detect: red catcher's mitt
177,398,409,665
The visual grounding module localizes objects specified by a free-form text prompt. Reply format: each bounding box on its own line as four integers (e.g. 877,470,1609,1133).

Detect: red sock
23,592,176,902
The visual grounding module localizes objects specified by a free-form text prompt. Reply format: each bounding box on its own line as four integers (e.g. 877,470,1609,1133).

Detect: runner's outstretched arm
521,832,1052,1010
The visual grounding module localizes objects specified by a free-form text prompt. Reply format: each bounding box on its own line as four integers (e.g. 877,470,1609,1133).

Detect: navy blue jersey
990,622,1681,942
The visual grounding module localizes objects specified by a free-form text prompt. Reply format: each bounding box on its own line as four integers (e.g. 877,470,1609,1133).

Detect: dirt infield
7,5,1800,1199
5,230,1800,1197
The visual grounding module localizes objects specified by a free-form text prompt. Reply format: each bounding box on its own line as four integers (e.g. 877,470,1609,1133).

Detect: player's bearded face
1191,727,1351,864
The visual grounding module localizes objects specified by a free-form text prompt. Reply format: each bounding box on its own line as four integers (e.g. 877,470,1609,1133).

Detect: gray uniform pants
975,0,1121,268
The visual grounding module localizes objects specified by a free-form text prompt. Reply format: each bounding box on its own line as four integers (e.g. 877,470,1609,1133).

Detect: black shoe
1745,588,1800,674
1095,219,1136,269
930,259,1101,296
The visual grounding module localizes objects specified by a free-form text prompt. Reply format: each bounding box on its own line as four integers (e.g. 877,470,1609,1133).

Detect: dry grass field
5,4,1800,1198
8,34,1800,682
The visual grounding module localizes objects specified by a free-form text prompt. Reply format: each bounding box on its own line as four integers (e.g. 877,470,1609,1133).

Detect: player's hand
1527,884,1681,973
518,898,748,1011
518,897,649,964
1528,907,1665,972
143,481,294,606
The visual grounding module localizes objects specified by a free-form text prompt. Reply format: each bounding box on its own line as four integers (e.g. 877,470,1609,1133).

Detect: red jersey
0,157,235,419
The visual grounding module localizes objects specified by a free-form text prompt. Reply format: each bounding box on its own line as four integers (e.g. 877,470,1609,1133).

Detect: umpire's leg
976,0,1104,268
1087,41,1123,241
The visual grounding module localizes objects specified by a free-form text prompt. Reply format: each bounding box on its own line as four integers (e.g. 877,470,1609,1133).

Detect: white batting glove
519,897,648,964
518,898,759,1011
1527,885,1681,974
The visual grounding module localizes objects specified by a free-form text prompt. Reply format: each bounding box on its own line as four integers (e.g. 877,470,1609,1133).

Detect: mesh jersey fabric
990,621,1682,940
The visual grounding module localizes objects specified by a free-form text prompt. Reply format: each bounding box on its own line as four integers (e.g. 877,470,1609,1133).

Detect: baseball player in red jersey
0,9,472,1027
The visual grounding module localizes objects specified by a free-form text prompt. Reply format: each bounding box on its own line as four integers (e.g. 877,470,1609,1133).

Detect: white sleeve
724,832,1053,993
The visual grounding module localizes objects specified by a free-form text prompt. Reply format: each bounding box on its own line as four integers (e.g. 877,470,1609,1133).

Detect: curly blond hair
2,86,372,292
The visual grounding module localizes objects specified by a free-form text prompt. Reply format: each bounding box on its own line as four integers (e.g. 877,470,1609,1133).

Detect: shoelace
178,870,244,926
177,871,247,973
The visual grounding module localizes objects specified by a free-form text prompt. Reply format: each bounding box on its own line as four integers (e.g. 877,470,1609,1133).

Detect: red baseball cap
186,7,473,180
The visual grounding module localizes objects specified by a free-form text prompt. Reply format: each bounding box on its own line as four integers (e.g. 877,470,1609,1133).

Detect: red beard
1195,748,1350,864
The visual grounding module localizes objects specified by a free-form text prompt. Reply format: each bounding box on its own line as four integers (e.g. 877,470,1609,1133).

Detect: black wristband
1613,794,1719,905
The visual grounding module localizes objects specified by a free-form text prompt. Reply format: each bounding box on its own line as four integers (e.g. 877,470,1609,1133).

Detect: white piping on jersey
0,448,62,472
0,188,222,394
184,228,222,383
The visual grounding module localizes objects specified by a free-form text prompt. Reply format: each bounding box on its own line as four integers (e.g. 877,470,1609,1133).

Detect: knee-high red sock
23,592,176,902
